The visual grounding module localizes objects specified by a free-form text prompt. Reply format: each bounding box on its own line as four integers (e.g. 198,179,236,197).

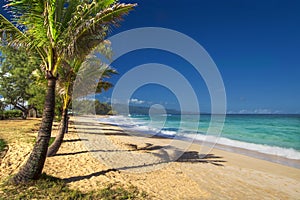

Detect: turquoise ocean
99,114,300,167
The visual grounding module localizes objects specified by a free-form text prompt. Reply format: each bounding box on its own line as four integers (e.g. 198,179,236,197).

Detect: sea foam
98,115,300,160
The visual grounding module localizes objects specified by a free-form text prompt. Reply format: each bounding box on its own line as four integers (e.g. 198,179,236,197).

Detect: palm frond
96,81,113,93
72,56,118,98
93,40,113,61
62,3,136,60
2,0,135,84
0,14,28,46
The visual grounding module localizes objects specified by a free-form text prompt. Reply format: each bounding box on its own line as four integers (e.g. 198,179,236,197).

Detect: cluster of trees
74,99,114,115
0,45,116,119
0,46,45,119
0,0,136,184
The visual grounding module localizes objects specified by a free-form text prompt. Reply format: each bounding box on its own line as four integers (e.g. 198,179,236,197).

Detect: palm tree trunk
11,78,56,184
46,107,68,157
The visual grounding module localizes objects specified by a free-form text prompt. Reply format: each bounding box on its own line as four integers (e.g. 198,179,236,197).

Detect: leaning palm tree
47,43,117,157
0,0,136,184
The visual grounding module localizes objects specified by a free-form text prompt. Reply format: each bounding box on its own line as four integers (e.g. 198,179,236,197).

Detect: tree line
0,45,115,118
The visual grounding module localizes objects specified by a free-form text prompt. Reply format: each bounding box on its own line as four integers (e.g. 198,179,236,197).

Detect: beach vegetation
0,174,146,200
0,46,43,119
73,99,114,115
0,0,136,184
95,101,114,115
0,109,22,119
0,138,6,152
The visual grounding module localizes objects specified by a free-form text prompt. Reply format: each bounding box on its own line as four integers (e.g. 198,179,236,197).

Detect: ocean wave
98,115,300,160
183,134,300,160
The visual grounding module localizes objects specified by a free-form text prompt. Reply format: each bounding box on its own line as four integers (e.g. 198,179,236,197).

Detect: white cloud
238,109,249,114
111,98,120,104
129,98,145,104
102,97,111,102
253,109,272,114
228,108,278,114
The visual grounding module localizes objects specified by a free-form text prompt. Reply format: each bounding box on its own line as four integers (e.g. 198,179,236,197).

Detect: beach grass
0,119,39,144
0,173,145,200
0,119,147,200
0,139,6,152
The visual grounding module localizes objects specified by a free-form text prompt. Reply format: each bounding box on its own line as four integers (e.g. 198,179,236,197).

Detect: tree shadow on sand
54,149,130,156
63,168,117,183
176,152,226,166
74,121,171,139
131,143,226,166
62,145,226,184
62,138,88,143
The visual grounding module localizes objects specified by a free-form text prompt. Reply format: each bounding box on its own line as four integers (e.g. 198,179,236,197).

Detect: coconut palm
0,0,135,184
47,42,117,157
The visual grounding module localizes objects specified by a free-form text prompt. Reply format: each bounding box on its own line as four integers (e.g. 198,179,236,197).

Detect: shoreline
95,115,300,169
213,142,300,169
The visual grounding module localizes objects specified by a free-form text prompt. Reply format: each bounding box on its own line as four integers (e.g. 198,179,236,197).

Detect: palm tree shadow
61,139,226,183
63,168,117,183
176,152,226,166
134,143,226,166
76,130,128,136
54,149,129,156
54,151,89,156
63,138,88,143
135,144,226,166
63,150,226,184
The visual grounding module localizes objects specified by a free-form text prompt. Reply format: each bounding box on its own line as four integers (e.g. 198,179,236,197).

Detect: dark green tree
95,100,113,115
0,46,42,119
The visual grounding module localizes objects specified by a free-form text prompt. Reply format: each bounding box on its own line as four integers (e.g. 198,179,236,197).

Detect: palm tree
0,0,136,184
47,43,117,157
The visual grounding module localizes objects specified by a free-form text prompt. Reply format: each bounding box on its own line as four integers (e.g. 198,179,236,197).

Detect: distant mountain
111,104,200,115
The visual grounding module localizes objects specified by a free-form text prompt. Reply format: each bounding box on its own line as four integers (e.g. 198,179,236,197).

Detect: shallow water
99,114,300,162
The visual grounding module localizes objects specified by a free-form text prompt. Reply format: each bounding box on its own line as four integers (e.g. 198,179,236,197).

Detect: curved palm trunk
46,107,68,157
11,78,56,184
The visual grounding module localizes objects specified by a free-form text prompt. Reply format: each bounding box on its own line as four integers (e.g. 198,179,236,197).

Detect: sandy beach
1,116,300,199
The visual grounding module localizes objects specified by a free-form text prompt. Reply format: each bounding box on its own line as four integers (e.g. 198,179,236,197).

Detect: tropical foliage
0,0,136,184
47,42,116,157
0,109,22,119
0,46,43,119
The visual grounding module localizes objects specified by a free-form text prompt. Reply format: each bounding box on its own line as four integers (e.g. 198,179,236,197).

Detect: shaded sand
1,117,300,199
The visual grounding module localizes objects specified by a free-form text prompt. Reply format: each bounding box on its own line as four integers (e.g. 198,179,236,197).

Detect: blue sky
104,0,300,114
1,0,300,114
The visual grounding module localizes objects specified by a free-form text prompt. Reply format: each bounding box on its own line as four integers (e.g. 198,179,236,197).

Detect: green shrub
0,139,6,152
0,110,22,120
